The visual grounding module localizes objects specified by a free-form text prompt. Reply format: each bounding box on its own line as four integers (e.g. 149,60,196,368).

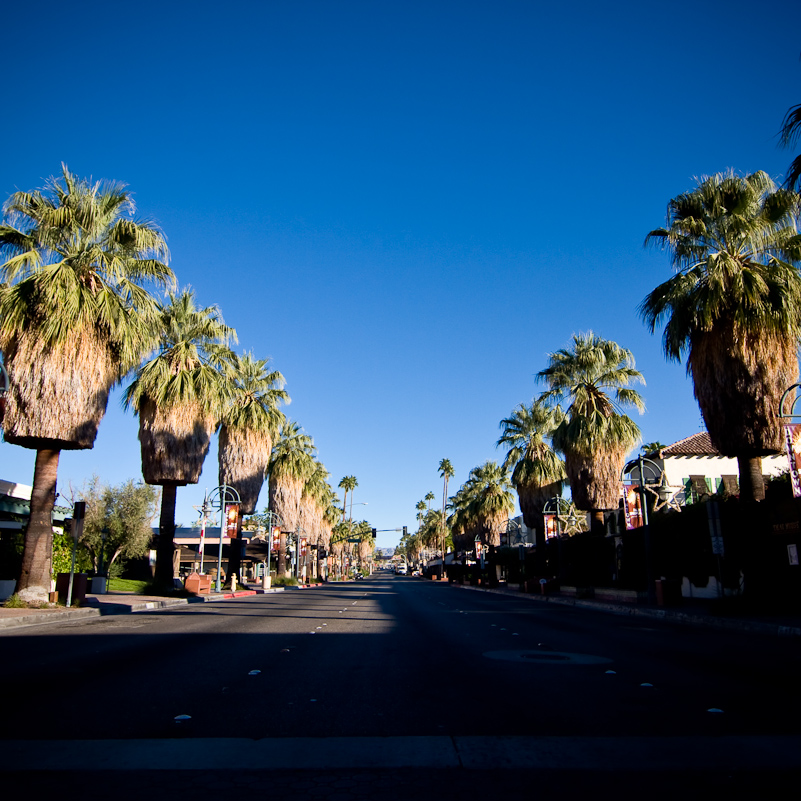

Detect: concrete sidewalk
0,585,283,631
450,581,801,638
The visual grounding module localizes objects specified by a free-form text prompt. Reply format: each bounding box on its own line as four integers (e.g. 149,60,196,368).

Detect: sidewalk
0,584,283,631
450,581,801,638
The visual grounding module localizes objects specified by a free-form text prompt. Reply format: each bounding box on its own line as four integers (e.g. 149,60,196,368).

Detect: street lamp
206,484,241,593
192,493,214,576
338,500,367,579
543,496,575,582
621,455,666,605
504,518,527,590
258,510,283,589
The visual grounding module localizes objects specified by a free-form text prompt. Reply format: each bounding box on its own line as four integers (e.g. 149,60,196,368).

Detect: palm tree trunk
278,529,287,576
441,475,449,579
17,448,60,603
737,455,765,503
154,483,177,591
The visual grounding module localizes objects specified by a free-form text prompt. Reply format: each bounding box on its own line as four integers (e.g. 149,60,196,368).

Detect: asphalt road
3,573,801,797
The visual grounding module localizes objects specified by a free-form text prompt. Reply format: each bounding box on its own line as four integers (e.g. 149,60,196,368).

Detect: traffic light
371,528,377,538
403,525,407,537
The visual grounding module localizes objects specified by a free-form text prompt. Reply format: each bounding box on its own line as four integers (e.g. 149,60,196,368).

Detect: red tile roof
662,432,720,456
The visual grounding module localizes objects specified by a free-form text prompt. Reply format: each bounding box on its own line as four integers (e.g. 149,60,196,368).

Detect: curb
0,606,102,629
0,587,284,631
451,583,801,638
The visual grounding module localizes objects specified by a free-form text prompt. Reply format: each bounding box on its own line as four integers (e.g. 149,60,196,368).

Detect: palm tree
641,171,801,502
497,400,566,560
438,458,454,572
538,332,645,533
458,461,515,547
218,352,288,583
269,420,316,576
640,442,667,458
779,101,801,191
338,475,357,523
0,167,172,601
299,461,332,579
424,491,435,510
124,290,235,590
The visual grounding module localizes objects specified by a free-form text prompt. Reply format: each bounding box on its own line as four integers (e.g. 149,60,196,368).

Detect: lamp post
259,510,282,589
543,496,573,582
338,500,367,579
621,455,667,606
207,484,241,593
192,492,214,576
504,518,525,589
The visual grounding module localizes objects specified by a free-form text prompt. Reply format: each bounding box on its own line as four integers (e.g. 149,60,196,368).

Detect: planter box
560,585,594,599
593,587,645,604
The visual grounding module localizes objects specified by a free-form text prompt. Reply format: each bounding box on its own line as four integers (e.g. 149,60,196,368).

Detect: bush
271,575,299,587
3,593,25,608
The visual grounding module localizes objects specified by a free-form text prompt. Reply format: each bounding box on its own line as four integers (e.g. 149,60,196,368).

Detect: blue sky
2,0,800,549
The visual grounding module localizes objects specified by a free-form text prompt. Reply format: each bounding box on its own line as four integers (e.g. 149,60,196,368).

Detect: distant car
396,565,407,575
354,572,364,580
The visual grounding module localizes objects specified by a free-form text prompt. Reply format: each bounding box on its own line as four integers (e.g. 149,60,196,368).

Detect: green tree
538,332,645,532
218,351,288,582
338,475,358,525
124,290,236,590
641,171,801,502
78,477,159,575
415,499,427,527
497,400,566,560
0,167,172,601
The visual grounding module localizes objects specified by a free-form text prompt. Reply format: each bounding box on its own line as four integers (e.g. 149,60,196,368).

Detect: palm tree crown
498,401,566,491
497,400,565,553
1,166,174,449
642,170,801,362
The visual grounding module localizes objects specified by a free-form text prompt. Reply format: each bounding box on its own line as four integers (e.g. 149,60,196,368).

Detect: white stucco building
647,432,789,504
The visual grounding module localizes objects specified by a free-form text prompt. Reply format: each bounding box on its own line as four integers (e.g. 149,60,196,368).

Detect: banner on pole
225,503,240,537
784,424,801,498
621,484,644,530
